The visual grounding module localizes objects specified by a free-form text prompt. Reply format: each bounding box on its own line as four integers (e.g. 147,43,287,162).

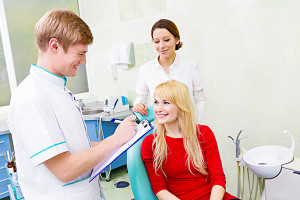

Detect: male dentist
7,9,137,200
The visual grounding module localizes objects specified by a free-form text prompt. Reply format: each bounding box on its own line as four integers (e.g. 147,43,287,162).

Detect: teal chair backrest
127,129,157,200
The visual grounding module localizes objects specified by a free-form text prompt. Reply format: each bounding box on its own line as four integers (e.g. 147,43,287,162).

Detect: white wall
79,0,300,196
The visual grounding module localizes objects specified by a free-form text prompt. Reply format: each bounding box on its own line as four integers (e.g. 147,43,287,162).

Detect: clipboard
89,119,153,182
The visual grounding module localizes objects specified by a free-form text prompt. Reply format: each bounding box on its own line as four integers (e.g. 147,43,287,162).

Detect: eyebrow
154,98,168,102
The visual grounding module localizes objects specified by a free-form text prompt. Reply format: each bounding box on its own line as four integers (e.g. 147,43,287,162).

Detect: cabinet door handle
0,178,10,183
293,171,300,175
0,191,8,196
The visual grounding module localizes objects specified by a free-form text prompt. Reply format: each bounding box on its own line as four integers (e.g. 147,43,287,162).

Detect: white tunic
8,65,101,200
134,54,205,122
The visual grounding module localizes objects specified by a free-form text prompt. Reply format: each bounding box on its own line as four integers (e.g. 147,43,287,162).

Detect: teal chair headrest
133,106,154,124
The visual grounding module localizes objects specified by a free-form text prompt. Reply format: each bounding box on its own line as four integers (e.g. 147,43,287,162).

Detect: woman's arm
192,63,205,124
90,141,99,147
156,190,180,200
133,66,149,115
200,126,226,199
210,185,225,200
141,135,170,197
134,94,148,106
44,116,137,183
193,89,205,123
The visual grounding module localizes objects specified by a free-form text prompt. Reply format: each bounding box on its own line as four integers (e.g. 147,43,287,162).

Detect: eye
154,100,159,104
164,39,170,42
154,41,159,44
163,101,170,104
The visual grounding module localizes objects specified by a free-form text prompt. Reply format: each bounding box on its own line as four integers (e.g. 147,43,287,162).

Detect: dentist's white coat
8,65,101,200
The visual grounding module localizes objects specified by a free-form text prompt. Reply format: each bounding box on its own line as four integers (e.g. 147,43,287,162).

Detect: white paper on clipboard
89,119,153,182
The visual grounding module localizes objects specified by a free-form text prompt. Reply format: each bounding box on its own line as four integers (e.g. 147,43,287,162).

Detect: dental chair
127,129,157,200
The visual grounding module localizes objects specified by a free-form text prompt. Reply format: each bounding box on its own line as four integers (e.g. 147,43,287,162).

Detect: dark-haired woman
133,19,205,123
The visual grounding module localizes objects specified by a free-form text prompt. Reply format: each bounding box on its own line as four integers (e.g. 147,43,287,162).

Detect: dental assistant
133,19,205,123
7,9,137,200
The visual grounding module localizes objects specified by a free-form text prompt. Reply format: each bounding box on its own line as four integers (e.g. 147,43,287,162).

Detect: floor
5,166,134,200
99,165,134,200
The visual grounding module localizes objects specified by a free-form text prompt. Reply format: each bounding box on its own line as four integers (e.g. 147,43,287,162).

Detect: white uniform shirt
134,54,205,122
8,65,101,200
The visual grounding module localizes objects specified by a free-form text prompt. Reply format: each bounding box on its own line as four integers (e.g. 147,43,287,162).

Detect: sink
82,109,103,115
80,101,104,115
243,130,295,179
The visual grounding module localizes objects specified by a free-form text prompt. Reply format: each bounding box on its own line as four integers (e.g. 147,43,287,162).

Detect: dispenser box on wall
113,41,135,69
104,96,129,114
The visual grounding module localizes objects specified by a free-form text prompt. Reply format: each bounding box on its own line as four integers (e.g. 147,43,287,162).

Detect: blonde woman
141,80,238,200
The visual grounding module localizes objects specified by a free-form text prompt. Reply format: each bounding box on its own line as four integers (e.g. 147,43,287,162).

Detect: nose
80,54,87,65
159,41,165,50
156,103,164,112
154,103,162,114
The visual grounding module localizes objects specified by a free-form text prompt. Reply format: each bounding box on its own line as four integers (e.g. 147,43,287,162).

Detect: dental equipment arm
156,190,180,200
43,115,137,183
210,185,225,200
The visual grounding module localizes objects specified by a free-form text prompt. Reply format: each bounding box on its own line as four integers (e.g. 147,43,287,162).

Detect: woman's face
154,96,179,125
152,28,179,59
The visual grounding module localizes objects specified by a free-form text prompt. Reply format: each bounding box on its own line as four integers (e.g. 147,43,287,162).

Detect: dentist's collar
31,64,67,87
155,54,180,68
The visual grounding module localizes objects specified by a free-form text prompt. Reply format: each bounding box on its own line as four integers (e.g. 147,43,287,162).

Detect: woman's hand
132,102,148,116
156,190,180,200
210,185,225,200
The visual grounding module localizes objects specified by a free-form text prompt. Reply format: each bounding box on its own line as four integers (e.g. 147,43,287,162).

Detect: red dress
141,125,237,200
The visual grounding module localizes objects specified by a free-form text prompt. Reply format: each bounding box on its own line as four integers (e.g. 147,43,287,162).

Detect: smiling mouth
157,113,168,118
160,49,169,54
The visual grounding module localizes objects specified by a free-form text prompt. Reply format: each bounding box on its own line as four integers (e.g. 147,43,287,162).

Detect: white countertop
0,119,9,135
83,109,133,121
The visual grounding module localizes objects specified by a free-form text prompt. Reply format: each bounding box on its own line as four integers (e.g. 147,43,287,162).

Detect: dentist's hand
113,115,137,146
132,102,148,116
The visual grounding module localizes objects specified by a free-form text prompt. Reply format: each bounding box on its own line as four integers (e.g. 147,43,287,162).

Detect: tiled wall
79,0,300,196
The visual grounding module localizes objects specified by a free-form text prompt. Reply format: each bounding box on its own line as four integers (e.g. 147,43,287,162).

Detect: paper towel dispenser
113,41,135,69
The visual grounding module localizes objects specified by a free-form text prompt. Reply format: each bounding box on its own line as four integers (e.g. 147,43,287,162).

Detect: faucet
235,130,243,159
77,99,86,110
228,130,247,160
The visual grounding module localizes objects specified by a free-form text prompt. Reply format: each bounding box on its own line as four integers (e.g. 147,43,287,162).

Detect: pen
111,118,123,123
113,99,119,109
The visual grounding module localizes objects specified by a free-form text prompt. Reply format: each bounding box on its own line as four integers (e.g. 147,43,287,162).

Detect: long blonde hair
153,80,207,176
